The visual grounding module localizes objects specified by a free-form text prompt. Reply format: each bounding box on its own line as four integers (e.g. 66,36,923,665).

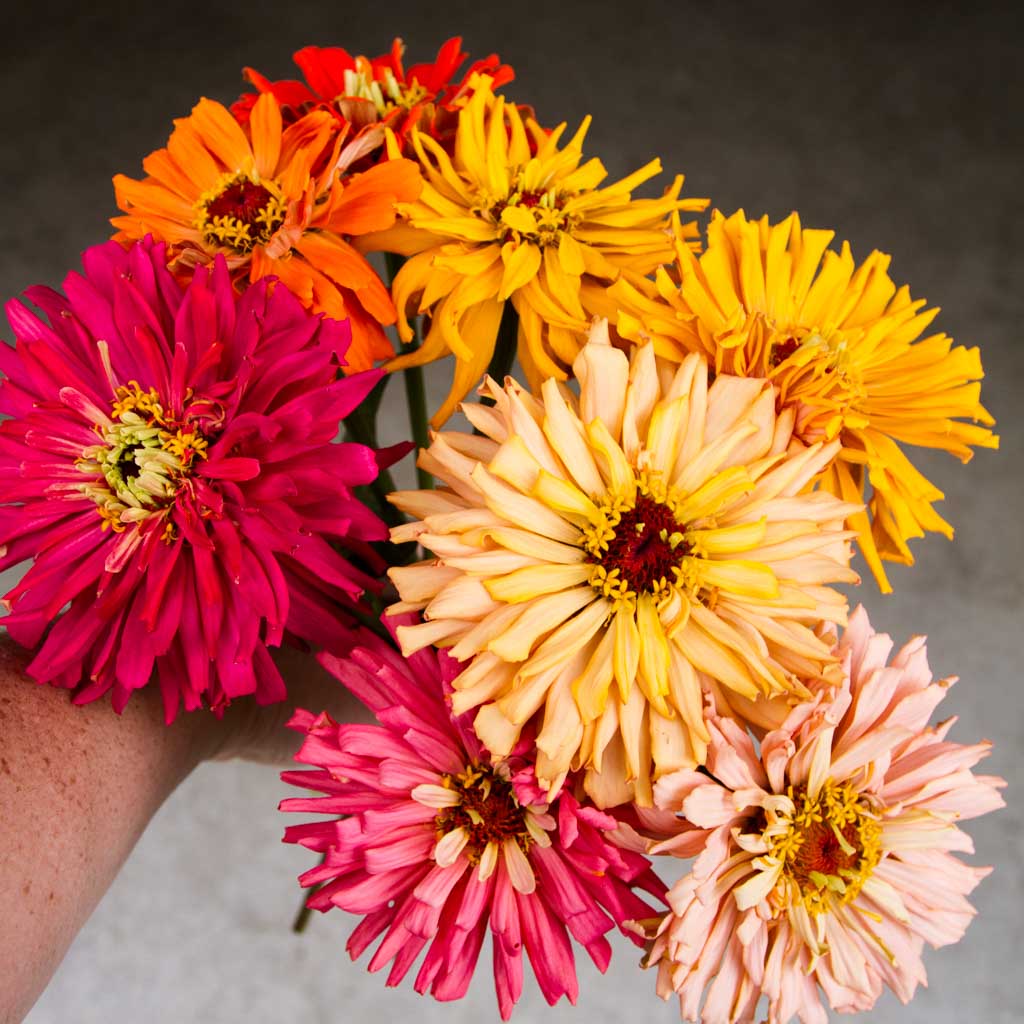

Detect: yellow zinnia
360,74,708,425
387,322,860,808
611,209,999,591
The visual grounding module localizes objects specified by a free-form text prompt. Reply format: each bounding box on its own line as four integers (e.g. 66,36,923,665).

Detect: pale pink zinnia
0,237,390,720
280,618,666,1019
645,605,1005,1024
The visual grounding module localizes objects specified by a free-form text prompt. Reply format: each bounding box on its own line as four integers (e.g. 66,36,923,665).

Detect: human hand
200,643,375,765
0,632,373,1024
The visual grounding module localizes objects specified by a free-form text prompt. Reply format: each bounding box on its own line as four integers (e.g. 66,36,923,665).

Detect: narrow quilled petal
0,236,389,720
281,614,666,1020
388,320,860,806
644,606,1005,1023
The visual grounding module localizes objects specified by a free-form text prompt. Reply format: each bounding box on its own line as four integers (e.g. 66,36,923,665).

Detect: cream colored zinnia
388,322,861,808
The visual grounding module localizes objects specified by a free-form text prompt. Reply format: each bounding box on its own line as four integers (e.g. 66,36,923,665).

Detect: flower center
489,180,576,246
766,780,882,915
341,67,429,116
582,482,692,609
770,326,865,394
77,381,208,538
195,173,287,254
770,336,800,367
432,766,533,862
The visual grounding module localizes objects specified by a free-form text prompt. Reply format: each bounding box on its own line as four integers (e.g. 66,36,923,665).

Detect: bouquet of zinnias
0,35,1004,1024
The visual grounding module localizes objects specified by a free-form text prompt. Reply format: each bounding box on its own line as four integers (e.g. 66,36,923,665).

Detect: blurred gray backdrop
3,1,1021,1022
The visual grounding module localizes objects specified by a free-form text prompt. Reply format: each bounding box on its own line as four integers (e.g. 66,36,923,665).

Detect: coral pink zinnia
280,618,666,1019
645,605,1005,1024
0,237,390,720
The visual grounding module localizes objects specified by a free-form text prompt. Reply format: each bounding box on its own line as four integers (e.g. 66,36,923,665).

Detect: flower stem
291,854,328,933
344,597,394,646
482,302,520,403
292,895,316,934
401,346,432,492
386,252,432,492
471,303,520,434
342,375,404,530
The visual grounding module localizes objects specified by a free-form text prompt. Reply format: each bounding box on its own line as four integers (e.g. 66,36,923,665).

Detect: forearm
0,633,367,1023
0,636,210,1023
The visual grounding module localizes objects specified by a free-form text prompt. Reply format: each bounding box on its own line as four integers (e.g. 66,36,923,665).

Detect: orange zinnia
112,93,423,371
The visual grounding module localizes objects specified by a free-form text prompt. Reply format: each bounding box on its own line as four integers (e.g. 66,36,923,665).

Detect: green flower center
77,382,208,538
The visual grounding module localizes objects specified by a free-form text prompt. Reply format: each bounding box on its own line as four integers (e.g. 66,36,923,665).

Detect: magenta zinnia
645,606,1005,1023
280,618,665,1019
0,237,388,720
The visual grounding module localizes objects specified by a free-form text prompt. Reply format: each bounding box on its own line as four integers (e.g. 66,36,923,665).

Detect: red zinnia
0,237,391,720
232,36,515,153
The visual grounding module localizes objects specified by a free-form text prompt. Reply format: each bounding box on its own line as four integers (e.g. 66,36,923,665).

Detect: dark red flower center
789,818,863,887
199,176,287,254
594,495,690,593
436,770,530,856
770,336,801,367
489,188,564,227
205,180,275,228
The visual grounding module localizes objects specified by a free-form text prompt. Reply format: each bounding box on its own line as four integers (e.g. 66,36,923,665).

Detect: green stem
384,251,405,285
342,374,407,531
345,598,394,646
481,302,520,406
292,895,316,934
387,250,432,492
402,356,432,491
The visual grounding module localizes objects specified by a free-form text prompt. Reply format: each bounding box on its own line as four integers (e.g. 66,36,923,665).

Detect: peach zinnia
388,323,860,807
646,606,1005,1024
111,93,422,371
612,209,998,591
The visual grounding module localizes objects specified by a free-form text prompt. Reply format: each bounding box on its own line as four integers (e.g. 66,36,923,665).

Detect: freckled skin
0,635,370,1023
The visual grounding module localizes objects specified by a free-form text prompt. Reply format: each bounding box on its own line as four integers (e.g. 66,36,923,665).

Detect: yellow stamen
764,780,882,916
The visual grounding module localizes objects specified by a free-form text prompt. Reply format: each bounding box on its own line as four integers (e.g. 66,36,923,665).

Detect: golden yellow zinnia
387,322,860,808
360,74,708,425
611,209,999,591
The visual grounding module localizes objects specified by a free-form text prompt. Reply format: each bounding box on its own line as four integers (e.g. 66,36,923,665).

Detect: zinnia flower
111,92,422,371
612,209,998,591
0,237,390,720
360,74,708,425
280,617,665,1019
388,322,861,807
232,36,514,152
645,605,1005,1024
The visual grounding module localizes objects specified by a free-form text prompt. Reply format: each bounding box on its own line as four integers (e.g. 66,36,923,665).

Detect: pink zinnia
280,619,666,1019
645,606,1005,1024
0,237,389,720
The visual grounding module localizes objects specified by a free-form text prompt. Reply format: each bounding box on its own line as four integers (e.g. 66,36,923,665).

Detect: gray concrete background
3,1,1021,1021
